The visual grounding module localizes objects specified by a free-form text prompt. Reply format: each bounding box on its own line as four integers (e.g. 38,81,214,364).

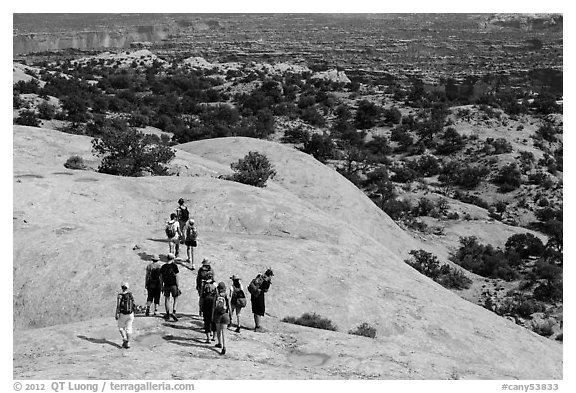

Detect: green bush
349,322,377,338
229,151,276,188
64,155,86,170
15,110,40,127
436,268,473,290
91,124,175,177
282,313,337,331
405,249,472,289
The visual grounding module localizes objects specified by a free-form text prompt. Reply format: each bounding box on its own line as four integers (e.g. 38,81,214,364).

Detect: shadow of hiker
175,260,195,271
147,238,170,243
137,252,156,262
77,335,122,349
162,335,221,354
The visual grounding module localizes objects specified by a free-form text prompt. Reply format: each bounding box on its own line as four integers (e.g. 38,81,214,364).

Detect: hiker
144,254,162,316
115,281,135,349
183,218,198,268
176,198,190,235
200,277,217,343
165,213,182,258
248,269,274,332
160,253,180,322
229,275,247,333
196,258,214,316
213,282,232,355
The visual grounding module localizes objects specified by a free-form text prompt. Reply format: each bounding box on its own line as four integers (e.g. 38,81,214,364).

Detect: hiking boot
163,314,170,321
254,326,264,332
145,309,150,317
235,327,241,333
122,340,128,348
215,343,222,348
125,341,131,349
172,314,179,322
191,265,195,271
221,347,226,355
211,336,216,341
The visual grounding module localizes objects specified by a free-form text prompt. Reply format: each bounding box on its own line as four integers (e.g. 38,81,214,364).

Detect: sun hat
167,253,175,260
217,282,226,291
121,281,129,289
202,258,210,265
188,219,195,225
230,274,241,280
264,268,274,277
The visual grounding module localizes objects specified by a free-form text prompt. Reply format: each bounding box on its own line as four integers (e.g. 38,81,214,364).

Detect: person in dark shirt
251,269,274,332
160,253,180,322
144,254,162,316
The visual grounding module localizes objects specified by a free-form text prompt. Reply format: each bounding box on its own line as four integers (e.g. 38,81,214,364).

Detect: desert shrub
390,126,414,152
452,236,519,281
484,137,513,154
408,154,441,177
446,211,460,220
534,122,561,143
390,164,418,183
493,163,522,192
405,249,441,279
37,101,57,120
282,313,337,331
229,151,276,188
405,249,472,289
436,127,466,155
91,125,175,177
382,199,412,220
281,125,310,144
452,191,490,210
64,155,86,170
355,99,381,129
349,322,377,338
412,197,436,217
436,268,473,290
383,107,402,124
505,233,545,259
15,110,40,127
301,133,334,162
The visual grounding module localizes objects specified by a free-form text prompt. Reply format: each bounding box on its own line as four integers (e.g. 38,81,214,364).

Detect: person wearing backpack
212,282,232,355
196,259,214,316
248,269,274,332
115,282,135,349
200,278,217,343
165,213,182,258
160,253,180,322
144,255,162,316
176,198,190,236
183,218,197,269
229,275,247,333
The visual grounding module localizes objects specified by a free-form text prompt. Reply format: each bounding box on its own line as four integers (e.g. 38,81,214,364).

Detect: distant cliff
13,25,171,55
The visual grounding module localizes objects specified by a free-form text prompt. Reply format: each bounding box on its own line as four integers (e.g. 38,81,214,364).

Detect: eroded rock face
13,25,171,55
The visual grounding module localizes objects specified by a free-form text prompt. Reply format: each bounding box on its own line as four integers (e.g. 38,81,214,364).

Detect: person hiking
183,218,198,269
176,198,190,235
200,277,217,344
212,282,232,355
165,213,182,258
248,269,274,332
229,275,247,333
144,255,162,316
160,253,180,322
115,281,135,349
196,258,214,316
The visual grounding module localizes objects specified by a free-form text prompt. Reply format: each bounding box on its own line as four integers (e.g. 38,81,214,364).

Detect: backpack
118,292,134,315
162,264,177,286
214,292,228,314
186,226,197,241
202,282,217,298
178,206,189,222
248,275,264,296
199,266,213,282
165,222,176,238
149,266,161,286
232,289,247,308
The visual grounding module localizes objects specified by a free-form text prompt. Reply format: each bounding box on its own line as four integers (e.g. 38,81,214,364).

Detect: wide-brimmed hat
188,219,195,225
230,274,241,281
202,258,210,265
264,268,274,277
121,281,129,289
167,253,175,260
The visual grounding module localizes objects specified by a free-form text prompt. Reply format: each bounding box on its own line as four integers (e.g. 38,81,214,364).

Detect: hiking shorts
214,312,230,325
163,285,179,298
231,305,243,315
168,236,179,244
117,313,134,334
147,287,161,304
